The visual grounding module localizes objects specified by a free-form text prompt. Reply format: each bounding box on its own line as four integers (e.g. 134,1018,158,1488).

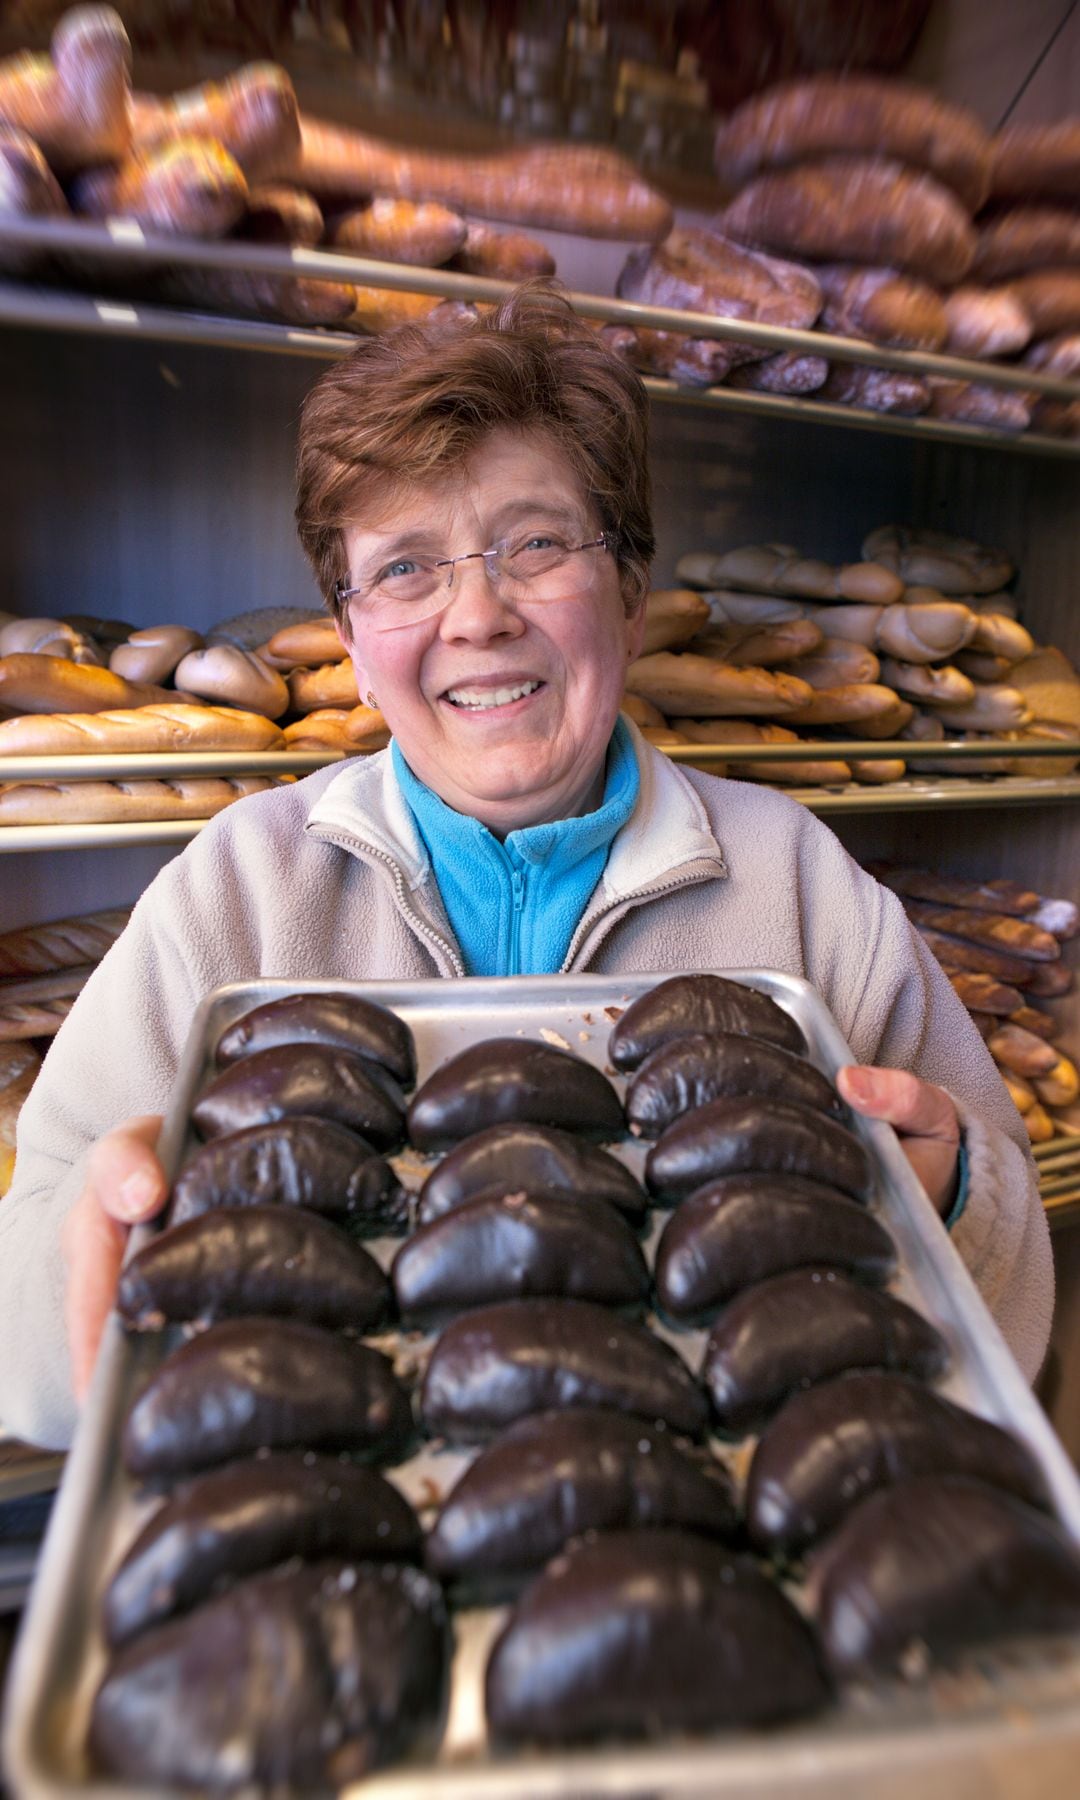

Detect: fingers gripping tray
7,971,1080,1800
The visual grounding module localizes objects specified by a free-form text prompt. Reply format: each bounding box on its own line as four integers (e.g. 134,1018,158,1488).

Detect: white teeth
446,679,541,710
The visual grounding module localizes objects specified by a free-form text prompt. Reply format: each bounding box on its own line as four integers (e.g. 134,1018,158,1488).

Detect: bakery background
0,0,1078,1501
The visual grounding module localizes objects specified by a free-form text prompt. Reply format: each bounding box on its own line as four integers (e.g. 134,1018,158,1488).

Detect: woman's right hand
60,1115,167,1403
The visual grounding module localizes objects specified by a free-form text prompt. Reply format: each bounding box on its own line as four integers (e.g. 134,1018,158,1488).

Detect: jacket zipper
562,862,723,972
509,867,525,977
314,829,466,977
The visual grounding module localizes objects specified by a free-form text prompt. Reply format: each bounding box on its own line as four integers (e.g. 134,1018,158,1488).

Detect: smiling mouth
444,679,544,711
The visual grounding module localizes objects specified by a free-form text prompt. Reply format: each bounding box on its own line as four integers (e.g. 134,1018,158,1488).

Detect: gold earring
366,690,378,709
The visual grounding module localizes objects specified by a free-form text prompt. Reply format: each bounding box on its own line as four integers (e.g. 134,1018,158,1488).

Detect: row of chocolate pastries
89,979,1080,1785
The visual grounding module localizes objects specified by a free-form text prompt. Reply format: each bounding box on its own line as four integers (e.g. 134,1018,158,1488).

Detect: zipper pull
511,869,525,913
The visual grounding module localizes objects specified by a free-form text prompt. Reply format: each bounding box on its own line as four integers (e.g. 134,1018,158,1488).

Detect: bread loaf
345,289,475,336
955,650,1014,684
328,198,466,266
1007,272,1080,340
0,617,100,662
673,718,851,786
713,77,992,210
802,603,882,647
862,527,1014,595
968,613,1034,663
0,906,130,977
1027,896,1079,939
683,545,902,603
173,647,289,718
949,971,1024,1015
0,775,275,826
943,287,1032,358
719,157,976,286
0,993,76,1040
820,363,930,415
689,620,823,668
265,618,341,667
0,1040,39,1195
1023,334,1080,438
614,229,822,386
0,654,182,715
449,221,555,279
641,726,692,748
782,682,912,729
973,207,1080,281
161,267,357,328
849,759,906,783
787,639,880,688
817,265,948,351
281,710,354,751
990,123,1080,205
1027,961,1074,998
913,924,1034,987
931,686,1031,731
620,694,666,731
0,6,131,174
641,589,711,657
988,1023,1060,1077
71,137,248,237
966,590,1019,620
1008,1005,1058,1042
870,863,1042,918
928,380,1032,435
109,626,203,685
875,599,975,663
237,183,323,246
298,119,672,241
0,703,285,756
343,704,391,749
130,63,300,183
697,590,807,626
625,652,812,717
287,659,361,712
903,898,1060,963
724,352,829,394
878,658,974,707
1034,1054,1080,1108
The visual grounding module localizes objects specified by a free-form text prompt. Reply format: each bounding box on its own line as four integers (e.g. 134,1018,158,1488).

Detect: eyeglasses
335,530,616,631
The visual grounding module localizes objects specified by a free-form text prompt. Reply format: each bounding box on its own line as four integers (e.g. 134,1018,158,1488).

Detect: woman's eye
381,559,419,581
521,535,561,552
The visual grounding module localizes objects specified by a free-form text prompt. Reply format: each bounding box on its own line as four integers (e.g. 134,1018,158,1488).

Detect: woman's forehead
343,428,590,546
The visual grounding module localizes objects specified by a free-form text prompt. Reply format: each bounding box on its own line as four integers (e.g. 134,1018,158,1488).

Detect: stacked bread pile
624,524,1080,788
871,864,1078,1144
0,904,131,1192
0,604,390,826
0,4,673,333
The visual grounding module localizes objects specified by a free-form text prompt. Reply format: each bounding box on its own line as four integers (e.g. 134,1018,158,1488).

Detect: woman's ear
625,594,648,662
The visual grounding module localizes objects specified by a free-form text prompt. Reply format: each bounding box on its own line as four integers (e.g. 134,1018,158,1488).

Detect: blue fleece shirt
391,717,640,976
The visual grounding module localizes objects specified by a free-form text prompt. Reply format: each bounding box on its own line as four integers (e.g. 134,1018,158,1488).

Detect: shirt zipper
562,861,724,972
313,828,466,977
509,867,525,977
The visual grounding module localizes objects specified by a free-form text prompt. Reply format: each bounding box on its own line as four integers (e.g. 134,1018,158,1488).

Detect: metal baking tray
8,970,1080,1800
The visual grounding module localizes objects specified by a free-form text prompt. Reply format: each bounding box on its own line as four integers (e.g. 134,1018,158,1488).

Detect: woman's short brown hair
295,285,654,631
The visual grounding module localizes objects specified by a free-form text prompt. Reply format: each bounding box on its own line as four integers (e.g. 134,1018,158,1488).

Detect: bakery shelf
0,218,1078,460
0,750,343,782
0,820,207,853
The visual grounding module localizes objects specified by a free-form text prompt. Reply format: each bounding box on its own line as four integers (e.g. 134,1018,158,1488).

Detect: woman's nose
437,556,525,643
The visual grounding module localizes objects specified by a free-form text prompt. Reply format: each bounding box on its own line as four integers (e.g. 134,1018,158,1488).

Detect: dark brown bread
1007,271,1080,339
990,123,1080,204
71,138,248,238
973,207,1080,281
130,63,300,184
816,264,947,351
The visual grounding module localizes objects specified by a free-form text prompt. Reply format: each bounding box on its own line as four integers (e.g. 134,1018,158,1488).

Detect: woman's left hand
836,1065,961,1217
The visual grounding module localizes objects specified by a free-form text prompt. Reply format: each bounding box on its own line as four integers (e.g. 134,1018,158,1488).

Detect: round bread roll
109,625,203,684
674,718,852,786
642,589,712,657
0,703,284,756
287,660,361,713
878,658,975,707
862,527,1013,595
174,646,289,718
621,694,666,730
875,599,975,663
625,652,812,717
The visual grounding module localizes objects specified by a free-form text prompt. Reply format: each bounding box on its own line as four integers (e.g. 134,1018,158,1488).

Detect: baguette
449,221,555,279
943,287,1032,358
1034,1055,1080,1108
624,652,812,717
862,526,1014,595
903,898,1060,963
0,6,131,174
265,618,341,667
947,971,1024,1015
1027,897,1079,940
915,926,1034,986
686,589,807,628
130,63,300,184
287,660,361,713
673,718,851,786
787,640,880,688
0,654,182,715
875,599,975,663
0,993,75,1041
868,864,1042,918
713,77,992,211
0,906,130,977
173,647,289,719
328,198,466,266
1026,960,1074,998
0,775,275,826
1008,1006,1058,1042
988,1024,1060,1078
781,682,910,728
71,137,248,238
0,704,284,756
0,967,93,1006
929,686,1031,731
109,626,203,685
689,620,823,668
298,119,672,241
641,589,711,657
719,157,976,286
877,658,975,707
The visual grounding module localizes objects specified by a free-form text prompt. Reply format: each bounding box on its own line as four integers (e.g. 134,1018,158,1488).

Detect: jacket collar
305,720,728,966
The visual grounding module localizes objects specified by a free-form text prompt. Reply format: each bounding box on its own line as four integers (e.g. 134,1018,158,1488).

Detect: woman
0,289,1050,1448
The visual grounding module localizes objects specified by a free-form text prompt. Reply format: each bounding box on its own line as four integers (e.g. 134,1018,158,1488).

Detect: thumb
85,1114,168,1224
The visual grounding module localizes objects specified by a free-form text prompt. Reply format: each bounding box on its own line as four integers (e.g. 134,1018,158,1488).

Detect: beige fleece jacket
0,726,1052,1447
